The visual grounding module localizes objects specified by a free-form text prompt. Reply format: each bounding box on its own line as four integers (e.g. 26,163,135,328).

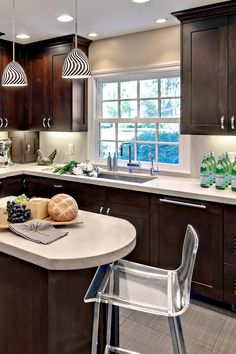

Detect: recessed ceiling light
16,34,30,39
156,18,168,24
57,14,73,22
132,0,150,3
88,33,98,38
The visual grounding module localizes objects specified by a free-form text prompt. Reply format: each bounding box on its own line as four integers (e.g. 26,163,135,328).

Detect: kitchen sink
97,173,156,184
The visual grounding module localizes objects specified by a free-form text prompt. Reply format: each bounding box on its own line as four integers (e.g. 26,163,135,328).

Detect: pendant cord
75,0,78,49
12,0,15,61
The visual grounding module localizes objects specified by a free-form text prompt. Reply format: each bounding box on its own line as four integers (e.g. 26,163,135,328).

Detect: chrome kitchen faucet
120,142,141,173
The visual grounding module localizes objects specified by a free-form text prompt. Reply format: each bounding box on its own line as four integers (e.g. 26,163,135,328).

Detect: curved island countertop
0,209,136,270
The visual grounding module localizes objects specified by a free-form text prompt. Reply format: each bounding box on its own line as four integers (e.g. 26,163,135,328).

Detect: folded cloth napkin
9,219,68,244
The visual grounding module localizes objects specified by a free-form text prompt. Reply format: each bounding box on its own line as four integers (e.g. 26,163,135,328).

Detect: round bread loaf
48,194,78,221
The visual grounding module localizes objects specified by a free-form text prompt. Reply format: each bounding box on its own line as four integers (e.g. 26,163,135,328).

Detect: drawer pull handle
234,278,236,295
53,184,63,188
99,207,104,214
221,116,225,130
0,118,3,128
234,237,236,254
159,198,207,209
47,117,51,128
4,118,8,128
231,116,235,130
42,117,47,128
106,208,110,215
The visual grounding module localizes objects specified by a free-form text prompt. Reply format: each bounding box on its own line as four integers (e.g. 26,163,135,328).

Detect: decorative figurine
36,149,57,165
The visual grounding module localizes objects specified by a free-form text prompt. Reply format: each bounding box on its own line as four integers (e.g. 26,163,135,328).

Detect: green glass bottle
215,155,226,190
225,152,232,185
231,156,236,192
200,154,210,188
222,153,229,187
210,151,216,183
206,153,213,185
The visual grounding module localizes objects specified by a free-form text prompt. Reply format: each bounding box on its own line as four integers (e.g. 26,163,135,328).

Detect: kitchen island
0,208,136,354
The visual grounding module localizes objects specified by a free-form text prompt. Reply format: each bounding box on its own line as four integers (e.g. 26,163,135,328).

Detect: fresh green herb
53,161,78,175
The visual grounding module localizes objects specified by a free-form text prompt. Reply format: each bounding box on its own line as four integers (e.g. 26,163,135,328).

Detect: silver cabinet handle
4,118,8,127
220,116,225,130
0,118,3,128
42,117,47,128
26,144,30,152
231,116,235,130
99,207,104,214
47,117,51,128
106,208,110,215
53,184,63,188
159,198,206,209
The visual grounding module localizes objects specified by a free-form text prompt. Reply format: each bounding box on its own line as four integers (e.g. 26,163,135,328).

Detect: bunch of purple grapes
6,201,31,223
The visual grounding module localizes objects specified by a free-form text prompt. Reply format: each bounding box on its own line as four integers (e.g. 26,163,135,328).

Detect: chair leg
91,302,101,354
104,302,113,354
175,316,187,354
168,317,180,354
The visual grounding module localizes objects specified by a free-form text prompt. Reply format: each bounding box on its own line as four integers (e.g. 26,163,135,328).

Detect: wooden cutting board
0,208,82,229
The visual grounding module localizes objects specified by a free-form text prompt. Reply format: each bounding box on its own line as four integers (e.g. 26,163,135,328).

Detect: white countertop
0,209,136,270
1,163,236,205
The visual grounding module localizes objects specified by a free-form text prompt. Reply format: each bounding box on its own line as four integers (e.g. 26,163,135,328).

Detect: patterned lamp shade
2,60,28,86
62,48,91,79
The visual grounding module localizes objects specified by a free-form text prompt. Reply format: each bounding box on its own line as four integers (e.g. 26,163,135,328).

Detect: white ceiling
0,0,229,44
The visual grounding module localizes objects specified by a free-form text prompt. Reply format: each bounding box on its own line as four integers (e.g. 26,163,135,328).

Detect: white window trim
87,64,191,175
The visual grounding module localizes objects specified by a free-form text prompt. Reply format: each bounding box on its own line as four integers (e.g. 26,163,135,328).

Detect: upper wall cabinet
0,41,23,130
25,35,91,132
173,2,236,135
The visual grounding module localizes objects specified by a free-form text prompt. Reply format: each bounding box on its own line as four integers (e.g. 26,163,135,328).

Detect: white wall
39,25,236,176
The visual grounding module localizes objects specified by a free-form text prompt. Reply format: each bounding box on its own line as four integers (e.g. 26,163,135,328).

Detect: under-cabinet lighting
88,32,97,38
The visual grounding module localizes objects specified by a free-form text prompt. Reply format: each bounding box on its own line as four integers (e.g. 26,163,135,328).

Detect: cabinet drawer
224,264,236,305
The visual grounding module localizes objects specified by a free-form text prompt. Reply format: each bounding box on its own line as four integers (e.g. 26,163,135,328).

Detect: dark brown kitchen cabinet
24,176,106,213
173,2,236,135
223,205,236,306
26,35,90,132
105,188,150,265
151,196,223,301
0,176,23,197
0,41,23,130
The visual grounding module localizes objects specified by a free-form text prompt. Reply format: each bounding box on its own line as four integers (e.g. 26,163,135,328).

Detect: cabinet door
0,45,21,130
181,17,228,135
157,197,223,301
228,14,236,135
106,188,150,265
27,49,49,130
1,176,23,197
224,205,236,305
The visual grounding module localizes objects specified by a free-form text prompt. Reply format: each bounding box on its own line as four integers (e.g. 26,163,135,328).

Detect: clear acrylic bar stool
84,224,199,354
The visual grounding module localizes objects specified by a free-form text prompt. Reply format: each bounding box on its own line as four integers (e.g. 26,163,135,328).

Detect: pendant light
1,0,28,86
62,0,91,79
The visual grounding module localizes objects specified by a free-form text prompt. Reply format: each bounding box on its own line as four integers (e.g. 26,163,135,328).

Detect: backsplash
39,132,87,164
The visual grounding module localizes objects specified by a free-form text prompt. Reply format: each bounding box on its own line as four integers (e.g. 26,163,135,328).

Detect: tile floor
119,299,236,354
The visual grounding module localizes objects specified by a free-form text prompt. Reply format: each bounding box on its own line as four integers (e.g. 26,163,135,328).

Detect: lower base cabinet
0,176,23,197
150,196,223,301
224,206,236,305
0,253,105,354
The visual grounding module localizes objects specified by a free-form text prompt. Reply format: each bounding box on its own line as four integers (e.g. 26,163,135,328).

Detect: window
90,68,190,173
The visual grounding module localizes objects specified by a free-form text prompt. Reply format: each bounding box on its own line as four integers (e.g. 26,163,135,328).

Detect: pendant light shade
1,0,28,87
62,0,91,79
2,61,28,86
